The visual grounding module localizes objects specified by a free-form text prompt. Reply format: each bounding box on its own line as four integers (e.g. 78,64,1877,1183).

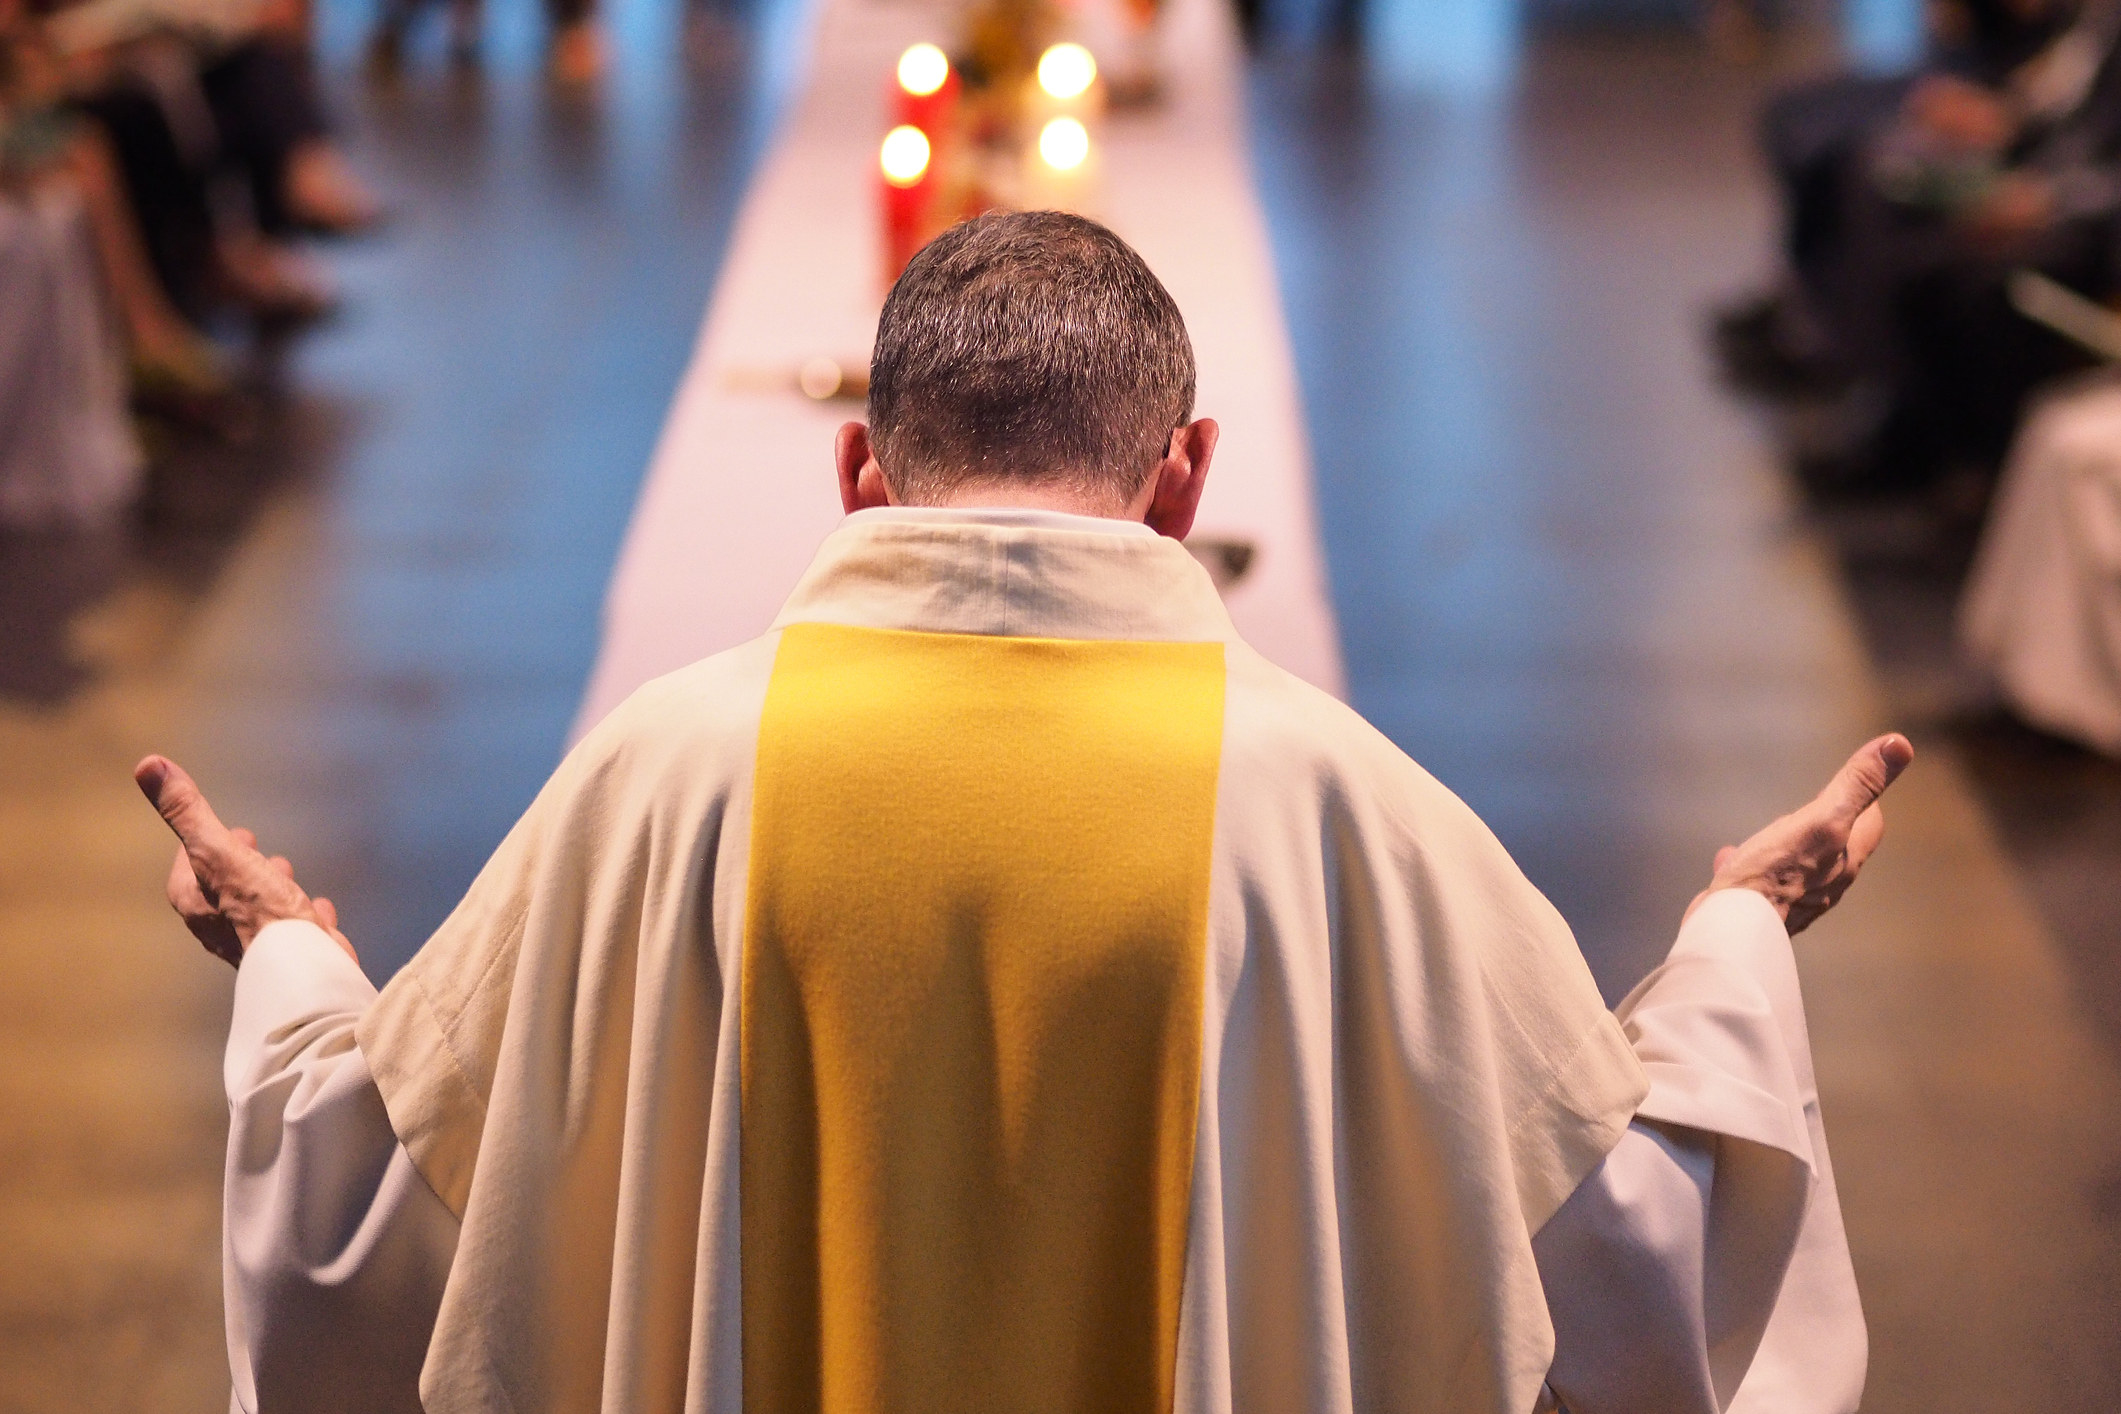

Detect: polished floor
3,2,2120,1406
1254,39,2121,1408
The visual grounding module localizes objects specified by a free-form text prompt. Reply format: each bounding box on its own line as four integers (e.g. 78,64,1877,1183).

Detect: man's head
839,211,1216,533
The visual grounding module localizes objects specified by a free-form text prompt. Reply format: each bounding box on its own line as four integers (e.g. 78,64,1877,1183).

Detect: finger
166,843,211,913
134,756,238,865
1788,869,1854,928
268,855,294,878
1818,733,1915,826
1845,801,1886,874
1789,874,1852,935
232,827,258,850
166,844,241,962
1713,845,1737,874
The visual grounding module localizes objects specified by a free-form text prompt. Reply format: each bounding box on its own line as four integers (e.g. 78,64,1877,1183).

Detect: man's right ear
836,422,895,513
1142,417,1217,540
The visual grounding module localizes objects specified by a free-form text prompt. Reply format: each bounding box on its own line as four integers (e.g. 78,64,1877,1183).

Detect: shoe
286,142,384,236
218,233,339,325
130,343,259,444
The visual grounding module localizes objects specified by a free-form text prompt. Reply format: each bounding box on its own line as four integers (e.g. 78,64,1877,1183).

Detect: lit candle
1038,115,1090,170
1027,115,1095,214
881,124,937,279
1036,43,1096,101
893,42,960,138
881,124,933,186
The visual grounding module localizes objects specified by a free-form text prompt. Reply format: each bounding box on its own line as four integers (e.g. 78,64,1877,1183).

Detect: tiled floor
3,5,2119,1407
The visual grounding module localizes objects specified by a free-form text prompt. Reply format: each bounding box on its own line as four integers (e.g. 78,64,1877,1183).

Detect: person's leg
55,125,222,384
1783,155,1996,486
1809,154,1970,387
199,35,375,236
72,85,220,322
545,0,605,83
366,0,421,70
1913,218,2113,470
78,68,336,324
1763,74,1913,277
447,0,483,63
1716,75,1918,395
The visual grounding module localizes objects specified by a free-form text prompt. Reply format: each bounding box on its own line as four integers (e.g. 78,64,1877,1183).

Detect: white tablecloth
574,0,1342,734
1961,376,2121,756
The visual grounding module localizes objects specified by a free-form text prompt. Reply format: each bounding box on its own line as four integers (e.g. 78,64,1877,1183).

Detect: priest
140,210,1908,1414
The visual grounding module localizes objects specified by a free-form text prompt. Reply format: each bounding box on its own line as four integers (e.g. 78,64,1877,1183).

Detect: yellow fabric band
741,623,1226,1414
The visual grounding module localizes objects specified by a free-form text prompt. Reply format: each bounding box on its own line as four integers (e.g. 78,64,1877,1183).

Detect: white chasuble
353,508,1647,1414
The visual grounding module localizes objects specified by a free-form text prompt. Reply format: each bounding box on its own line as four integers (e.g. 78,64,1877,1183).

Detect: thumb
1819,733,1914,826
1846,800,1888,872
135,756,236,865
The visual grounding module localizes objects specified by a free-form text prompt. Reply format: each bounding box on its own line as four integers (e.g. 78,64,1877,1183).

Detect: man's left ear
1143,418,1217,540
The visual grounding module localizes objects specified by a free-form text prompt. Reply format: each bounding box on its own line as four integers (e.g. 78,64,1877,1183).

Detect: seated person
48,0,376,324
1729,0,2121,481
141,212,1907,1414
0,0,234,495
0,100,141,525
1724,0,2069,393
366,0,602,85
1830,0,2121,477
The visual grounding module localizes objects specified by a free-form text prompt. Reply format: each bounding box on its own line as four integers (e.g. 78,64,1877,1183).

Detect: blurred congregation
1721,0,2121,757
0,0,645,532
2,0,377,524
14,0,2121,747
1729,0,2119,487
6,0,2121,1402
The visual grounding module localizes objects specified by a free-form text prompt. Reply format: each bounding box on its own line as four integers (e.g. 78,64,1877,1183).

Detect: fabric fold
353,513,1650,1414
225,920,454,1414
1606,887,1864,1413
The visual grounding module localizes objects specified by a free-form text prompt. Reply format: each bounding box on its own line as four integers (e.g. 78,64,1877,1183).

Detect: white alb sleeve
223,920,458,1414
1534,887,1866,1414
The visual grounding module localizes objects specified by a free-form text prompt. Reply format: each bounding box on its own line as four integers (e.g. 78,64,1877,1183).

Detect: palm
1697,735,1913,935
135,755,355,966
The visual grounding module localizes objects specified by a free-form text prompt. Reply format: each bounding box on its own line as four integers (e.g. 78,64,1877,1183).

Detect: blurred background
4,0,2121,1403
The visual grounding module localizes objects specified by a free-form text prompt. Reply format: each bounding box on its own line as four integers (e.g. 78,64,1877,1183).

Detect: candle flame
897,43,950,97
1038,116,1090,171
1037,43,1097,100
881,125,933,186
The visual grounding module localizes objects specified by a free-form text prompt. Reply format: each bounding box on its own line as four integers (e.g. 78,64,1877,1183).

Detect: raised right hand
1687,734,1915,935
134,755,354,967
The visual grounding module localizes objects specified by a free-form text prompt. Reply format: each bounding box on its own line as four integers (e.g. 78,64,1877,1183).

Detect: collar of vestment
772,506,1241,644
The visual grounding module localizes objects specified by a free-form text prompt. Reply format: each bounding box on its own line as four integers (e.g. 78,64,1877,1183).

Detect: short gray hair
867,211,1197,507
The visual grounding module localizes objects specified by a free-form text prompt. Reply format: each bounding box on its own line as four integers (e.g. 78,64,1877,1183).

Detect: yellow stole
741,623,1226,1414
